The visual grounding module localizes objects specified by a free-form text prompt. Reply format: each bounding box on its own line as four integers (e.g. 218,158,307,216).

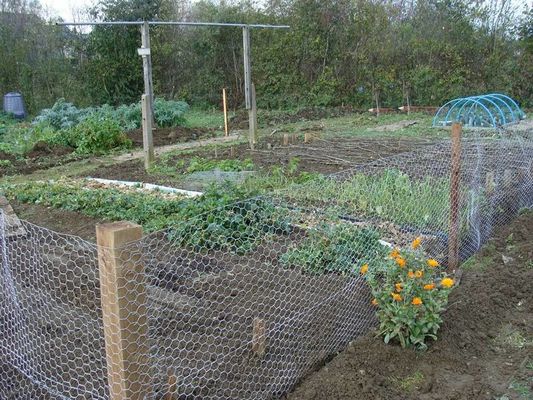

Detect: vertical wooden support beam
242,26,252,111
140,22,154,119
448,123,462,273
96,222,150,400
141,94,154,170
140,22,155,170
250,82,258,147
242,26,256,150
222,88,229,136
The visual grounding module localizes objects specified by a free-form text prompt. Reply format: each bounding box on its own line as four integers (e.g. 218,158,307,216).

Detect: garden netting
1,126,532,399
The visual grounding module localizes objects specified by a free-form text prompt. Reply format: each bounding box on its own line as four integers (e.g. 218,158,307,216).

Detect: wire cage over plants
432,93,525,128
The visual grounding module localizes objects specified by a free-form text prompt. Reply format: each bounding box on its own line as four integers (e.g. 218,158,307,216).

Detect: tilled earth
286,211,533,400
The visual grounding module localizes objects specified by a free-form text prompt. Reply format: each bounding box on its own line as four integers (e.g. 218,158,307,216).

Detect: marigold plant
363,241,455,350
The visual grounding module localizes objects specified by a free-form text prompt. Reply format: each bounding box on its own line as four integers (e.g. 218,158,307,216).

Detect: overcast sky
42,0,532,22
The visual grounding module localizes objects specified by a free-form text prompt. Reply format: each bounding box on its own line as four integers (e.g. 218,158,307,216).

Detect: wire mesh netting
0,126,532,399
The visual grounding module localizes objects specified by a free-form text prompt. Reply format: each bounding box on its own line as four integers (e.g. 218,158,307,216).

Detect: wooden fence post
142,94,154,170
250,82,258,147
222,88,229,137
448,123,462,273
96,222,150,400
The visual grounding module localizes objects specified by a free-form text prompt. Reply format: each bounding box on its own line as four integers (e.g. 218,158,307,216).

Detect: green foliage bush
61,115,132,154
280,223,386,275
33,99,91,130
33,98,189,132
153,98,189,127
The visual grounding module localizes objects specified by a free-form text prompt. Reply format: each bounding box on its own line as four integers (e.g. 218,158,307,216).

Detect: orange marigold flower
407,270,415,278
423,283,435,291
441,277,454,288
412,297,423,306
412,237,422,249
395,256,406,268
414,270,424,278
389,248,400,258
427,259,440,268
395,282,403,292
360,263,369,275
371,298,378,306
391,292,402,302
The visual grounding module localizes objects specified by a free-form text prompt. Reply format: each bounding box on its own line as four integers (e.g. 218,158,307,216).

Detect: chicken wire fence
0,126,532,399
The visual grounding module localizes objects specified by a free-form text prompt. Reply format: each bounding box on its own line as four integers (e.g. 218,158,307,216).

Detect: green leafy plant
280,223,386,275
186,157,254,173
1,181,291,254
363,239,455,349
62,115,132,154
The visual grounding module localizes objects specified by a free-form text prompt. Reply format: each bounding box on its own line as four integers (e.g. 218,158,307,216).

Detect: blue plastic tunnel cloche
3,92,26,119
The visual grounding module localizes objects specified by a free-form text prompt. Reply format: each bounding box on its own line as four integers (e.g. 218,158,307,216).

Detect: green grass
283,169,451,229
183,108,226,129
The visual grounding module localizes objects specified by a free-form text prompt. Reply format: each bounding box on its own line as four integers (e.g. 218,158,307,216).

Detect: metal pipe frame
56,21,290,29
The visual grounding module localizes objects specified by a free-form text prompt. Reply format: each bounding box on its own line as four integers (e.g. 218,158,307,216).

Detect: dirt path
286,211,533,400
1,134,243,185
112,133,242,163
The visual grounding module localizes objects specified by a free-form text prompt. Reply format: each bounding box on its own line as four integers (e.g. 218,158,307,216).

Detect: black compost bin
3,92,26,119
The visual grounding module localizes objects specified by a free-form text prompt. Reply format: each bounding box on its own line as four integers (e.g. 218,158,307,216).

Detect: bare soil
86,136,436,186
286,211,533,400
230,106,366,129
10,199,105,242
0,127,214,178
126,126,216,147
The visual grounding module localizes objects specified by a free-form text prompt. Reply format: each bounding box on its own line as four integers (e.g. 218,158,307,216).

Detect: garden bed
286,210,533,400
86,136,436,187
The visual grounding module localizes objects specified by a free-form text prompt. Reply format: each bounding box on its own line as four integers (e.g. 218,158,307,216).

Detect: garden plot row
1,212,378,399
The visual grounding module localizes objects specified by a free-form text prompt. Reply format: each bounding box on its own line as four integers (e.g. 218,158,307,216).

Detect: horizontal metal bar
56,21,290,29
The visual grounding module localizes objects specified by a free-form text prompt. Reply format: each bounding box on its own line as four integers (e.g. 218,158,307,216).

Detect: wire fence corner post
448,123,462,273
96,221,150,400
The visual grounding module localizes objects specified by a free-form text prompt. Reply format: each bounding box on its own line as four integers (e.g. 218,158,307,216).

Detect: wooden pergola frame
58,20,290,169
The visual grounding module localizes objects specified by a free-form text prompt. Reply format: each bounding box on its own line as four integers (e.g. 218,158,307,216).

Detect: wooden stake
141,94,154,170
96,221,150,400
448,123,462,273
222,88,229,136
249,82,258,150
485,171,495,195
165,370,177,400
283,133,289,146
252,317,266,357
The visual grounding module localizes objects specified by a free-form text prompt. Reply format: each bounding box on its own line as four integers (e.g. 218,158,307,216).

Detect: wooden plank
96,221,150,400
142,94,154,170
448,123,462,273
